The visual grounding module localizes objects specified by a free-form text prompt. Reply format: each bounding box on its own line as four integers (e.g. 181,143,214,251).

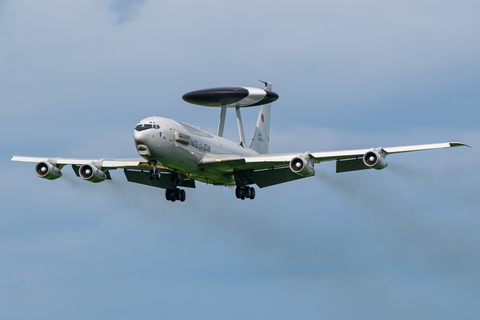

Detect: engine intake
35,161,62,180
289,153,315,177
79,164,107,183
363,148,388,170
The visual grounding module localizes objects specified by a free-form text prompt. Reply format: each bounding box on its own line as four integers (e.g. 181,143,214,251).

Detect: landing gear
149,161,161,180
165,188,186,202
233,170,256,200
235,186,255,200
149,169,161,180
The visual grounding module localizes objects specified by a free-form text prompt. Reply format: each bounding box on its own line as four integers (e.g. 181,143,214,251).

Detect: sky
1,0,480,319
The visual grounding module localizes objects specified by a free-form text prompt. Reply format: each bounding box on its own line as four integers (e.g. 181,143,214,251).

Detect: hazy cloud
109,0,146,24
2,1,480,319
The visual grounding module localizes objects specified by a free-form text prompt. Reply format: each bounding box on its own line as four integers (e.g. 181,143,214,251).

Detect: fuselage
133,116,259,186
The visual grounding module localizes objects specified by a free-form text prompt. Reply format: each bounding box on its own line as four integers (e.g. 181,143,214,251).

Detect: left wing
10,156,194,188
198,142,469,187
11,156,150,169
11,156,147,169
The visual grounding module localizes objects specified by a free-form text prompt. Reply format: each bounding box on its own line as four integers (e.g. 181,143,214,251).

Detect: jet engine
35,161,62,180
363,148,388,170
79,163,107,183
289,153,315,177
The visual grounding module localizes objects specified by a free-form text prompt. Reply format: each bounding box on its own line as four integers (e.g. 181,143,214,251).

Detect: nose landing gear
149,161,161,180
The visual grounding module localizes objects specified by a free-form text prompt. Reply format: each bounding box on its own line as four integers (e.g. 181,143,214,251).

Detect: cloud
109,0,146,24
2,1,480,319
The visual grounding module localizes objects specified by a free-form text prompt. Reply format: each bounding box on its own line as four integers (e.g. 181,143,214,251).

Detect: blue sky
1,1,479,319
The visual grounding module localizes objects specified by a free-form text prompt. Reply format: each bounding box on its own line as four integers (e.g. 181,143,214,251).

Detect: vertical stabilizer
249,82,273,154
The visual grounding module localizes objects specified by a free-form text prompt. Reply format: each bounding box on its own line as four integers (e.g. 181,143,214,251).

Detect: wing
10,156,194,189
11,156,154,171
198,142,469,187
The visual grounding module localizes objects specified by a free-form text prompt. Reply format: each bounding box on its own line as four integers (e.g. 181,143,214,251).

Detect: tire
249,187,255,200
246,187,252,199
235,187,241,199
155,170,161,180
165,188,171,201
149,170,154,180
180,189,186,202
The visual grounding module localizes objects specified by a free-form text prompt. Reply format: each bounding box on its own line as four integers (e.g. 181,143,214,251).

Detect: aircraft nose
134,130,151,156
134,129,147,144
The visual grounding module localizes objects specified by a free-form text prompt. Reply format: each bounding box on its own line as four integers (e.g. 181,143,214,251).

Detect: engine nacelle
79,164,106,183
289,153,315,177
35,161,62,180
363,148,388,170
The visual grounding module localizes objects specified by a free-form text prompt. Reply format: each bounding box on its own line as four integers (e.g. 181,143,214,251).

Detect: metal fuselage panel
133,117,258,186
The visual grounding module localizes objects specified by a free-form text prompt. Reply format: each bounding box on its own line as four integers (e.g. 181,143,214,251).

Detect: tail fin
249,82,272,154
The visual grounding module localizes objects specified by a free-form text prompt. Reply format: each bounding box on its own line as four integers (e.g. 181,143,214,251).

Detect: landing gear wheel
235,187,242,199
235,186,255,200
165,188,186,202
154,170,161,180
245,187,252,199
236,186,256,200
179,189,186,202
249,187,255,200
240,186,246,200
149,170,154,180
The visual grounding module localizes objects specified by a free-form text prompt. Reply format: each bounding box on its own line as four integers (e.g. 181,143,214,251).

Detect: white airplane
12,81,468,202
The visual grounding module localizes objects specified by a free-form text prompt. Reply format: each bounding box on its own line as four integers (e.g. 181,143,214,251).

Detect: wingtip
449,142,471,148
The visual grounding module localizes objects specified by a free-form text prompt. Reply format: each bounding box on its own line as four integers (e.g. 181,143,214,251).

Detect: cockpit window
136,124,152,131
135,123,160,131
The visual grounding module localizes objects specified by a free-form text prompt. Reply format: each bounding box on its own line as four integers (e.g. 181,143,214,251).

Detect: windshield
135,124,160,131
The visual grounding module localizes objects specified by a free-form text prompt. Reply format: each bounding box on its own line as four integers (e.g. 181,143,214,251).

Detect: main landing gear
165,188,186,202
235,186,255,200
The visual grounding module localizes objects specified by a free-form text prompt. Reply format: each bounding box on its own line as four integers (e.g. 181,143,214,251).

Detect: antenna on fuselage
235,105,246,147
259,80,272,90
218,104,227,137
182,84,279,145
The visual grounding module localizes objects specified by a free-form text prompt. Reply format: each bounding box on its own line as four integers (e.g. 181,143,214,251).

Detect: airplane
11,81,469,202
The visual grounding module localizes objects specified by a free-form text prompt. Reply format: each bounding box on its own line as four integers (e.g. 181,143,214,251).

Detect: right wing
199,142,468,170
198,142,469,187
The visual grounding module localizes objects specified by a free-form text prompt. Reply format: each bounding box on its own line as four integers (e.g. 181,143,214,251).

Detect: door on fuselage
161,120,174,142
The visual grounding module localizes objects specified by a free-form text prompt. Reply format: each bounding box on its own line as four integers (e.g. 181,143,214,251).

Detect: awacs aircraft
12,82,468,202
